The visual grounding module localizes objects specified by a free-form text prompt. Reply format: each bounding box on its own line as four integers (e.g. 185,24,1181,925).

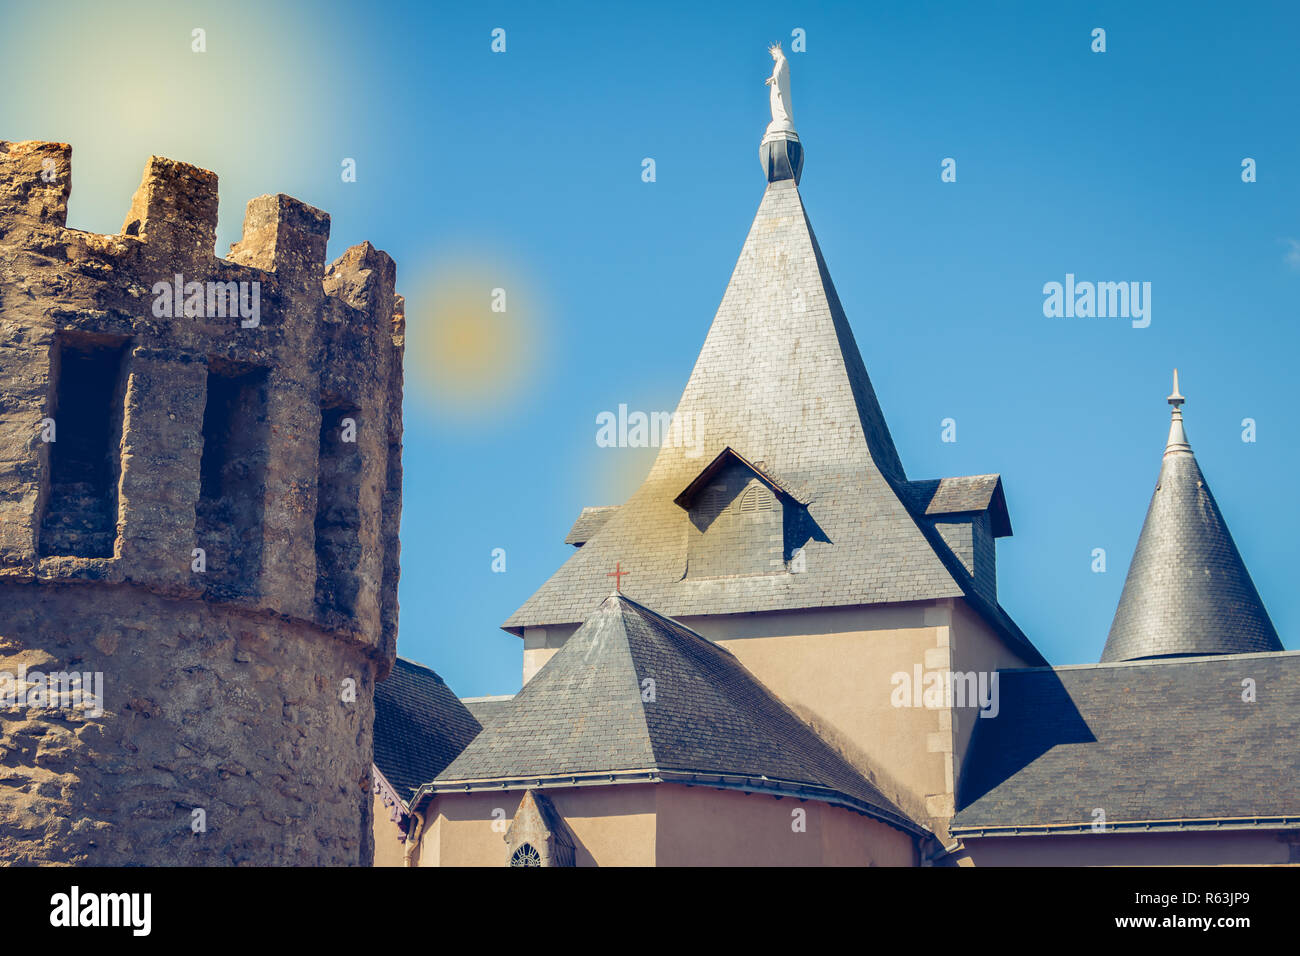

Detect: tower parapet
0,141,403,865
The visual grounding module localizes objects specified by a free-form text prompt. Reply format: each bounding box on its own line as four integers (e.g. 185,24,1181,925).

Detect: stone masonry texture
0,141,404,865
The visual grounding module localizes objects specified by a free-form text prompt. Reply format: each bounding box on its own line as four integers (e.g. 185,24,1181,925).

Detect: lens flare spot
404,257,544,421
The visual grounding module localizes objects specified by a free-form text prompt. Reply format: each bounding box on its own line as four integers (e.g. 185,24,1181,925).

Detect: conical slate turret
1100,372,1282,662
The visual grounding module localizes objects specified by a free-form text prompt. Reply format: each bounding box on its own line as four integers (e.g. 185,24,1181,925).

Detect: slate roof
564,506,619,547
951,651,1300,834
1101,400,1282,662
433,594,924,835
505,179,1043,668
461,695,514,727
904,474,1011,537
373,657,482,802
673,446,805,508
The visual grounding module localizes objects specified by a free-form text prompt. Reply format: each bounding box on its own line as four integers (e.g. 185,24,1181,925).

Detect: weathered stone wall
0,141,404,865
0,584,375,865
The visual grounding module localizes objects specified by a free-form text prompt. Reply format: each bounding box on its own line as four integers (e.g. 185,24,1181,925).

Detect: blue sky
4,1,1298,696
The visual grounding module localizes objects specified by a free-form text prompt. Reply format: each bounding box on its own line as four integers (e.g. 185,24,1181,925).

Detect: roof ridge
798,194,907,484
617,597,918,830
611,598,663,773
1004,646,1300,675
613,593,740,661
393,655,447,682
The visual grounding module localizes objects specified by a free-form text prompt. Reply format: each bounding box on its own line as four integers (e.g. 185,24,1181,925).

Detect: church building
372,57,1299,867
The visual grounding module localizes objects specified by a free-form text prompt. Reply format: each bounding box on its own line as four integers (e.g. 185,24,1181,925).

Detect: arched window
738,482,772,514
510,843,542,867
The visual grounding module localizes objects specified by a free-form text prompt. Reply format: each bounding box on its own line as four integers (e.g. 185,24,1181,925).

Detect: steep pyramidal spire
506,57,1045,672
1101,372,1282,662
507,173,941,631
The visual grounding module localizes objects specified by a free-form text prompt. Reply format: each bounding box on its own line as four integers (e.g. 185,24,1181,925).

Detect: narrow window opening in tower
379,422,402,634
196,360,269,596
315,399,362,619
39,335,130,558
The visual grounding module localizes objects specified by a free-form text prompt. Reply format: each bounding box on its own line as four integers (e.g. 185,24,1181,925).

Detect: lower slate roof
951,650,1300,834
461,695,514,727
428,594,925,836
374,657,483,802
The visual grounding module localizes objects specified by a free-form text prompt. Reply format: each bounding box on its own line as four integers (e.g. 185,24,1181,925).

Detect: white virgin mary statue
764,43,796,136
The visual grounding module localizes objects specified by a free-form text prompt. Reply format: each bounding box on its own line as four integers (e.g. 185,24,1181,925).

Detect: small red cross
607,562,629,593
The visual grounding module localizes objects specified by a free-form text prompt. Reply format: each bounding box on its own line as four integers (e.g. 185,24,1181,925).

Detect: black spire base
760,132,803,185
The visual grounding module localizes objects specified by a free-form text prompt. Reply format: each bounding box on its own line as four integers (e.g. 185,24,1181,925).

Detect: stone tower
0,141,404,865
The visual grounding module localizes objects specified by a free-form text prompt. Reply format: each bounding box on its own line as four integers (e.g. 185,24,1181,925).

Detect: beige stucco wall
418,790,521,867
414,782,916,866
654,784,916,866
410,784,1297,866
958,830,1298,866
522,623,578,684
941,598,1035,835
688,599,1034,840
372,794,408,867
552,784,657,866
678,602,950,833
416,785,656,867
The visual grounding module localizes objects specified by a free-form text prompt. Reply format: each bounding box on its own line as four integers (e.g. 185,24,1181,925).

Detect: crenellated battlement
0,140,404,672
0,139,406,865
0,143,400,339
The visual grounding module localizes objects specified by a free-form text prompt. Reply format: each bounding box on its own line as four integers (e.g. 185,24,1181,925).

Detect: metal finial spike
1167,368,1184,408
1165,368,1191,455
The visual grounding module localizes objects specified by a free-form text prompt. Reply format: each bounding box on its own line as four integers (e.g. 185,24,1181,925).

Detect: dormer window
738,483,773,514
674,447,808,579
